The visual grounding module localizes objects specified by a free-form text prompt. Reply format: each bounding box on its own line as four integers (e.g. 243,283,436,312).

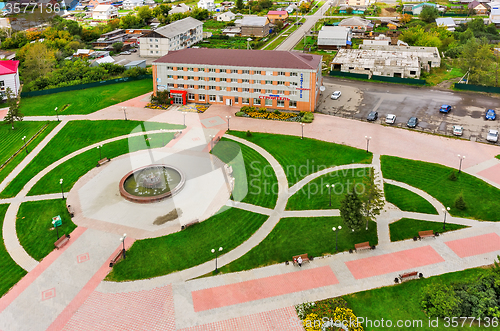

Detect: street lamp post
326,184,334,207
22,136,28,155
458,154,466,173
183,112,186,126
52,220,60,240
120,233,127,259
97,145,102,160
442,207,450,230
211,246,223,271
301,123,305,139
122,107,127,121
59,178,64,199
226,115,231,131
365,136,371,153
332,226,342,251
55,107,59,122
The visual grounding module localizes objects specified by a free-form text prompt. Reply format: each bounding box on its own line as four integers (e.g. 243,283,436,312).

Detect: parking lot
112,50,158,66
317,77,500,145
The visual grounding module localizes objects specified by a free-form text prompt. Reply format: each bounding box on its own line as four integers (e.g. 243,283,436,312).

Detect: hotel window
278,71,286,76
188,67,194,71
156,51,159,54
155,39,158,42
242,70,250,74
265,89,273,94
187,76,194,80
265,80,273,85
289,91,297,96
188,93,195,100
166,66,173,70
209,85,216,90
278,81,285,85
155,45,158,48
199,85,206,90
217,95,223,102
235,97,239,103
149,38,153,42
209,95,216,101
150,51,153,54
209,77,216,81
209,68,216,72
242,98,249,104
277,100,285,107
232,87,239,92
277,90,285,95
266,71,273,75
167,75,173,78
199,94,205,101
290,82,298,86
290,72,298,77
167,83,174,88
289,100,297,108
265,99,272,106
254,98,261,105
149,44,153,48
242,79,250,83
242,88,250,92
189,85,194,89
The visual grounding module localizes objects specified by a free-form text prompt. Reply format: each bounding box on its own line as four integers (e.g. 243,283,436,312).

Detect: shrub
421,283,462,318
235,111,245,117
448,171,457,181
274,109,281,115
302,112,314,123
455,194,467,210
246,130,252,137
258,107,267,113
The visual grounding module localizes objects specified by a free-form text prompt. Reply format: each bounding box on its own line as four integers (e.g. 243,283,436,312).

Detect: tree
339,192,364,231
359,168,385,230
22,43,56,83
112,42,124,53
3,88,23,130
455,194,467,210
191,7,209,21
137,6,153,23
275,20,284,32
458,37,495,86
236,0,243,10
419,6,439,23
399,13,412,25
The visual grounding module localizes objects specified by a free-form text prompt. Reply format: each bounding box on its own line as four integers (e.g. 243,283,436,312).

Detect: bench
96,158,110,167
54,234,70,250
181,219,199,230
355,242,373,252
67,204,75,218
419,230,435,240
109,249,124,267
174,131,182,139
395,271,422,283
292,254,310,266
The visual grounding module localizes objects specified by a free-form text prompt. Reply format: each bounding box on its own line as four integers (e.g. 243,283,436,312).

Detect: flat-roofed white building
92,5,118,20
317,26,352,50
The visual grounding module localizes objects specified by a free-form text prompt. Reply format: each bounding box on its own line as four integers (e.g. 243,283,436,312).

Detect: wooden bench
67,204,75,218
419,230,435,240
96,158,110,167
292,254,310,266
181,219,199,230
355,242,373,252
109,249,124,267
396,271,422,283
174,131,182,139
54,234,70,250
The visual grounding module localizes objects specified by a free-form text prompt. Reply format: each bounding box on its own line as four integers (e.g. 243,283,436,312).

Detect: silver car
487,129,498,142
385,114,396,124
331,91,341,100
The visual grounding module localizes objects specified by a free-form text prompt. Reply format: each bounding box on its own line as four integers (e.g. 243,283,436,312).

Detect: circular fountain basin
119,165,185,203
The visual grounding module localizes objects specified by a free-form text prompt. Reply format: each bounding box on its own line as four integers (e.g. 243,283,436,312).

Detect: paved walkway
1,98,500,330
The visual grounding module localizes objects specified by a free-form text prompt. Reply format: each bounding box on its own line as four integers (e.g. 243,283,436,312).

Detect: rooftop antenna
247,38,253,50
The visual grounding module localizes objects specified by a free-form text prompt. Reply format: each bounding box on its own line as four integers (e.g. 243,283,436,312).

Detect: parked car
385,114,396,124
487,129,499,142
452,125,463,136
407,117,418,128
120,51,131,55
439,105,452,113
131,48,137,53
486,109,496,120
367,111,378,121
331,91,341,100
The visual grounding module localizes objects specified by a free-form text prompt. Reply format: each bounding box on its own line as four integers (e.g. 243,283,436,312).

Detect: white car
487,129,498,142
452,125,463,136
120,51,131,55
331,91,341,100
385,114,396,124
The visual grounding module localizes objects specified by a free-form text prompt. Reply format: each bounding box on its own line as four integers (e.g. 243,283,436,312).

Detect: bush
235,111,245,117
274,109,281,115
421,283,462,318
246,130,252,137
258,107,267,113
455,194,467,210
302,112,314,123
448,171,457,181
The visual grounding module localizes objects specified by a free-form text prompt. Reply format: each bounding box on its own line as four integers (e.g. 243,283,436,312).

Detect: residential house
435,17,457,31
170,3,191,14
90,55,115,67
344,0,371,6
286,4,297,13
240,16,270,37
122,0,144,10
93,5,118,19
338,17,373,32
468,0,489,14
0,60,20,99
490,8,500,25
267,10,288,23
139,17,203,57
408,2,438,15
152,48,323,111
317,26,352,50
73,49,95,58
198,0,215,11
217,11,236,22
89,0,114,8
92,29,128,49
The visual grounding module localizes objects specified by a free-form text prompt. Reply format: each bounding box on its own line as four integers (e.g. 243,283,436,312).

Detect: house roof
468,0,481,8
94,4,114,11
153,17,202,38
267,11,288,15
318,26,350,40
435,17,456,26
339,17,372,27
94,55,115,64
154,48,322,70
240,16,269,27
0,60,19,75
169,3,191,13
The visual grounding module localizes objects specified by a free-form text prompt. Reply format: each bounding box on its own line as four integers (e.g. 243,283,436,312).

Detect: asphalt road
318,77,500,145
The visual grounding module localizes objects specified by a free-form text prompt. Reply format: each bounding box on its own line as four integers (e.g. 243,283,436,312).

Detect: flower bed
236,106,306,122
177,104,210,113
145,103,169,110
296,298,364,331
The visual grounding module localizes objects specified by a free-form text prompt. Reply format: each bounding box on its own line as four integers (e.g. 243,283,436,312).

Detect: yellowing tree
23,43,56,83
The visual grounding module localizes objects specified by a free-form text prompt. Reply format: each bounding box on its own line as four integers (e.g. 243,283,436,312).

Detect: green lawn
0,121,49,165
381,156,500,221
389,218,468,242
496,154,500,160
286,168,370,210
211,138,278,209
384,183,438,215
29,132,175,196
17,199,76,261
0,120,184,198
106,208,268,281
229,132,372,187
0,122,58,186
344,267,496,330
19,79,153,116
217,217,378,274
0,204,27,298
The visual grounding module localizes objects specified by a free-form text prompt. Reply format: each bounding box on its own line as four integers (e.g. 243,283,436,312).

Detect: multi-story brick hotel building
152,48,323,112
